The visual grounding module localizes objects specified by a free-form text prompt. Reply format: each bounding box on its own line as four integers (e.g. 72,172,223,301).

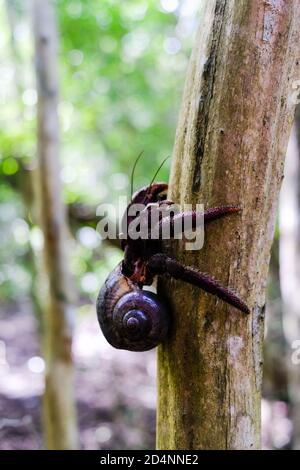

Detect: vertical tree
157,0,300,449
33,0,78,450
280,106,300,449
5,0,45,320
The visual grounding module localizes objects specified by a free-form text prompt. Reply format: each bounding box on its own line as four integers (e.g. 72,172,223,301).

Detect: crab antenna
144,156,170,201
130,151,144,201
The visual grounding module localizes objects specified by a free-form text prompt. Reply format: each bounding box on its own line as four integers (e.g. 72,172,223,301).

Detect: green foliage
0,0,196,302
56,0,191,203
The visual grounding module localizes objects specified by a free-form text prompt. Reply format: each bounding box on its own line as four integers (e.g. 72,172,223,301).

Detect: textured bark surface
157,0,300,450
33,0,78,450
280,108,300,449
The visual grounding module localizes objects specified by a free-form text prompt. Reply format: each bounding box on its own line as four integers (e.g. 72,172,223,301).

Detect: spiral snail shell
96,263,170,352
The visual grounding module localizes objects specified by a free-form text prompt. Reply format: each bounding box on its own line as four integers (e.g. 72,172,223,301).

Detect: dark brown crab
97,181,249,351
120,182,249,315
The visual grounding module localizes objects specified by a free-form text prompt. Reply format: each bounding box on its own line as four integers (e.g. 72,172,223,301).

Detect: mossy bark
157,0,300,450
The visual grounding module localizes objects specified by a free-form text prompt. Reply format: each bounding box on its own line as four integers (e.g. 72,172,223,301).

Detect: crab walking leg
156,206,240,239
203,206,241,222
148,254,250,315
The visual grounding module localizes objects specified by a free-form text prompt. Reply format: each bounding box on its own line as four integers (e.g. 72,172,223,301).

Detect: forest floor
0,301,292,450
0,301,156,450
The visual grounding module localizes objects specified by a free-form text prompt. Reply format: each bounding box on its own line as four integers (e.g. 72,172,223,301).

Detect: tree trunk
280,107,300,449
32,0,78,450
5,0,44,323
157,0,300,450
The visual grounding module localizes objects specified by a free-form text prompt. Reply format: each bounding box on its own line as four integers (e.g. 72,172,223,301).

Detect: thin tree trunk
32,0,78,450
280,107,300,449
157,0,300,450
5,0,45,322
5,0,25,118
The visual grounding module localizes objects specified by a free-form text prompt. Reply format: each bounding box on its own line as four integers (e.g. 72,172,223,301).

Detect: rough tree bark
32,0,78,450
157,0,300,450
280,107,300,449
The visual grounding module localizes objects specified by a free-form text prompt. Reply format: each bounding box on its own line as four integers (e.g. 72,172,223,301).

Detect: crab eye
157,190,168,201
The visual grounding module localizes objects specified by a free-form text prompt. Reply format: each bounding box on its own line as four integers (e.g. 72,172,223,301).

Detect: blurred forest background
0,0,299,450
